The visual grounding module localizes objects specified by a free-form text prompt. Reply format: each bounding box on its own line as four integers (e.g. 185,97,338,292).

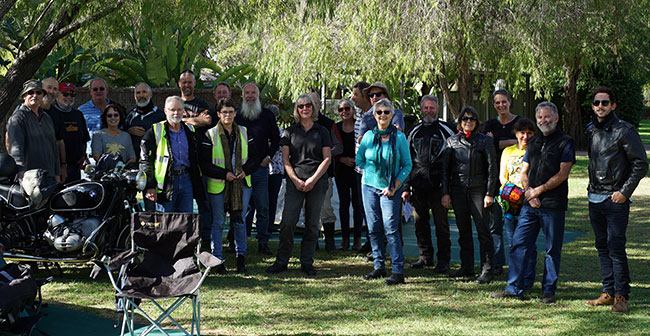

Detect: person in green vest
140,96,205,212
199,98,257,274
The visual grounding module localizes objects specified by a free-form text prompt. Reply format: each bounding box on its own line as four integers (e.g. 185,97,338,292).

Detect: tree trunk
456,55,473,111
0,0,18,22
563,57,585,149
437,72,458,120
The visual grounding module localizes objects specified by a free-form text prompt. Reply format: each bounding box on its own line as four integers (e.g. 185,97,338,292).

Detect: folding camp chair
101,212,223,336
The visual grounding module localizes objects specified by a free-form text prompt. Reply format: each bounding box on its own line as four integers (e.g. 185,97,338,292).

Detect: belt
171,168,188,175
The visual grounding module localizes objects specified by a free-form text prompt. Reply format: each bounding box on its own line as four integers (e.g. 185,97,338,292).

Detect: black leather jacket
442,132,497,195
587,113,648,199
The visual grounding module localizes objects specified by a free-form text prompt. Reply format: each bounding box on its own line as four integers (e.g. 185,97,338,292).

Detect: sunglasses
92,87,106,92
592,100,610,107
461,116,478,122
297,103,312,109
106,113,120,118
62,92,76,97
26,90,44,96
338,106,351,112
375,109,391,115
369,92,386,99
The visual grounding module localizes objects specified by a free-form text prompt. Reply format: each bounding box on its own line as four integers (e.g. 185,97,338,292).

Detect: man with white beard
41,77,67,182
235,82,281,255
125,82,165,158
401,95,455,272
52,82,90,182
140,96,205,213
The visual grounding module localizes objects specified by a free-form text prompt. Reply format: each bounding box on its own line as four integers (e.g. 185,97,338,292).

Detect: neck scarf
217,121,244,212
460,130,472,139
372,125,398,189
592,112,615,129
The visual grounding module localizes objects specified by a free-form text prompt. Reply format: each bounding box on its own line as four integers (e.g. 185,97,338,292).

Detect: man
491,101,575,303
178,70,215,243
125,82,165,158
309,92,343,254
584,87,648,313
235,82,280,255
358,82,405,137
481,89,520,274
41,77,67,182
401,95,455,273
140,96,204,212
52,82,90,182
213,82,231,102
78,78,123,160
7,80,60,182
351,81,371,252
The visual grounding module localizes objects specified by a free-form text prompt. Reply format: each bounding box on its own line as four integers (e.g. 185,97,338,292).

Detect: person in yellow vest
199,98,257,273
140,96,205,212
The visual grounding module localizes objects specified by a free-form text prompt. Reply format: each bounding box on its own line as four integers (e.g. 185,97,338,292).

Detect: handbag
497,182,525,216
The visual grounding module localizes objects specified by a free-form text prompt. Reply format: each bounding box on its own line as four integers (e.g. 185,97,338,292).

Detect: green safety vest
152,122,195,192
206,125,251,194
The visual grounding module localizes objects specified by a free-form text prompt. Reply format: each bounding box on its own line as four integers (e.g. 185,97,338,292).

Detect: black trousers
450,186,494,272
334,167,364,239
411,187,450,265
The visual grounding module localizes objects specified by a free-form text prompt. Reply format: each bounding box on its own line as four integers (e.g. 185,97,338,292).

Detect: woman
334,98,364,250
498,117,537,290
356,99,412,285
442,106,497,284
266,94,331,276
199,98,256,274
91,104,136,164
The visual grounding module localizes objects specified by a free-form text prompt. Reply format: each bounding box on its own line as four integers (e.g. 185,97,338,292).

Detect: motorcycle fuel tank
49,182,104,211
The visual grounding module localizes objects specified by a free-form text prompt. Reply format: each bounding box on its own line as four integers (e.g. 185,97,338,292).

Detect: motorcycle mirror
84,164,96,174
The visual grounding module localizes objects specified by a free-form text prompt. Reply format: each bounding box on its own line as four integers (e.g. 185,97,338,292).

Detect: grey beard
168,116,182,124
136,98,151,108
241,99,262,120
538,121,556,134
44,95,56,105
422,116,437,125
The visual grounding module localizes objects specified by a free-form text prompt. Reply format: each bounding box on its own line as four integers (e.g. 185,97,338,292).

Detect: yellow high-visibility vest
206,125,251,194
152,122,195,192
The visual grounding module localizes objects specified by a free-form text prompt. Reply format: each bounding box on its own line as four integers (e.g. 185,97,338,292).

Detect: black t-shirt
50,103,91,165
481,115,520,160
125,104,166,157
183,97,216,133
279,122,332,182
43,105,64,141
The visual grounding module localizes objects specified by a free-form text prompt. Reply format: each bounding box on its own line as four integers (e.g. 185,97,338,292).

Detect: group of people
5,74,647,312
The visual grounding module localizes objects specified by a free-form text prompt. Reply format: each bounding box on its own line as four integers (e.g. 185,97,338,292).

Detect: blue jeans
361,184,405,274
504,213,536,290
589,199,631,298
209,186,252,260
489,204,506,267
267,173,284,233
247,166,270,243
159,173,194,213
506,205,565,296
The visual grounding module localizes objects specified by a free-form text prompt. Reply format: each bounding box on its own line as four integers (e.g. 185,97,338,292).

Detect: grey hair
292,94,319,122
165,95,184,108
90,77,107,88
338,98,356,110
420,94,439,107
42,76,57,84
134,82,152,93
242,82,259,94
373,98,394,114
535,101,558,116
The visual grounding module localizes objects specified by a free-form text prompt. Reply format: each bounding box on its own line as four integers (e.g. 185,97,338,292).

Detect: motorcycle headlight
136,171,147,191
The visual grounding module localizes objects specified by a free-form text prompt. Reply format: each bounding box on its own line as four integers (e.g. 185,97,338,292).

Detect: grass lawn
639,119,650,145
36,157,650,335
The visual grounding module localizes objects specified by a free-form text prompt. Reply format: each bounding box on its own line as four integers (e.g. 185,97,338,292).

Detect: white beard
537,120,556,134
168,116,182,124
240,98,262,120
44,94,56,105
136,98,151,108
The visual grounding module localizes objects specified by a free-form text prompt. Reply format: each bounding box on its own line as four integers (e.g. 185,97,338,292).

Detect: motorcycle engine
44,215,101,252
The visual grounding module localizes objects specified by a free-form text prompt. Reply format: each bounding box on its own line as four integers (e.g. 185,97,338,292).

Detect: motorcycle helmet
0,152,18,177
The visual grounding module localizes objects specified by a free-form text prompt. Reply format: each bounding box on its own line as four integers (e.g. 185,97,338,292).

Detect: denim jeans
504,214,536,290
506,205,565,296
247,166,270,243
268,173,284,233
159,173,194,213
209,185,252,260
275,178,328,267
411,187,450,265
361,184,405,274
589,199,631,298
489,203,506,267
449,186,493,272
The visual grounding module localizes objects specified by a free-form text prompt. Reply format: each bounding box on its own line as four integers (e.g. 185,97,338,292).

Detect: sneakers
612,294,628,313
265,262,287,274
475,270,493,284
258,242,273,256
363,268,386,280
541,293,556,304
490,290,524,300
585,292,614,306
409,258,434,269
385,273,405,285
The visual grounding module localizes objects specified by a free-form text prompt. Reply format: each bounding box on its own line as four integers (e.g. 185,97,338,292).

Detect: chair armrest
198,252,224,268
108,250,138,271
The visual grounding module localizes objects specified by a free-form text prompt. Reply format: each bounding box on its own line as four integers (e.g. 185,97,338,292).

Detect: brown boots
585,292,627,313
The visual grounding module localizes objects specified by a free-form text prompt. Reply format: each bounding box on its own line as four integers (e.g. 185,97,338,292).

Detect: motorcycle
0,153,147,264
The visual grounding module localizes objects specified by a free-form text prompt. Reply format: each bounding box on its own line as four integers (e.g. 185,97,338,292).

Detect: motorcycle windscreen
49,182,105,211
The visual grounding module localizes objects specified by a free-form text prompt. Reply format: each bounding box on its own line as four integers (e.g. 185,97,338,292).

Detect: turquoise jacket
356,130,412,190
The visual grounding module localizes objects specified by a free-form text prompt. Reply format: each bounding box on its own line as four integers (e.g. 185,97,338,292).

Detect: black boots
338,235,350,250
323,222,337,254
236,254,246,273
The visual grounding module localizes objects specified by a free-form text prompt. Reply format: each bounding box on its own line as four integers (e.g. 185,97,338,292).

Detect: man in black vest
584,87,648,313
491,101,575,304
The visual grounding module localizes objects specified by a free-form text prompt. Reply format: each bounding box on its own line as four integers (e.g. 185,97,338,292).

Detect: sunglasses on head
106,113,120,118
592,100,610,107
369,92,386,99
26,90,44,96
92,87,106,92
62,92,76,97
297,103,312,109
461,116,478,122
375,109,391,115
338,106,351,112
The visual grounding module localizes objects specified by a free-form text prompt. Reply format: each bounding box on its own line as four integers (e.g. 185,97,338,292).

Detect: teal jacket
356,130,412,190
